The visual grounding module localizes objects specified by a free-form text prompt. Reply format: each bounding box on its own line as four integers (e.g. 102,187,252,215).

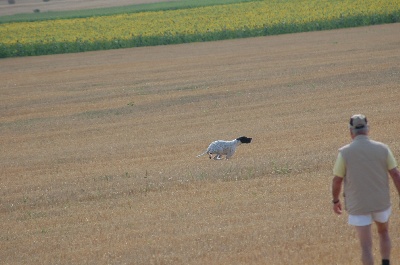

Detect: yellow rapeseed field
0,0,399,57
1,0,399,44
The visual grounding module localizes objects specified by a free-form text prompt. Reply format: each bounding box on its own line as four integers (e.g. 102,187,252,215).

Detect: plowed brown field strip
1,24,400,264
0,0,174,16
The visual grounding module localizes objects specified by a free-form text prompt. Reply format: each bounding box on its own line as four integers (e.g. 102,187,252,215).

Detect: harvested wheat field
1,23,400,264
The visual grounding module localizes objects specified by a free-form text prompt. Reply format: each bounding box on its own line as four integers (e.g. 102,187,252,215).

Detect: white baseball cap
349,114,368,129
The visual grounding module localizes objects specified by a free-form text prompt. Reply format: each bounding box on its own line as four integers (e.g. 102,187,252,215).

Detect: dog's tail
197,151,207,158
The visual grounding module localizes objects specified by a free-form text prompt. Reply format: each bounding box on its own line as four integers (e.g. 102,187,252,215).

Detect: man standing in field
332,114,400,265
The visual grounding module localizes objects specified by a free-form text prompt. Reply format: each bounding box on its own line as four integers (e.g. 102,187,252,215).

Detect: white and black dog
197,136,252,160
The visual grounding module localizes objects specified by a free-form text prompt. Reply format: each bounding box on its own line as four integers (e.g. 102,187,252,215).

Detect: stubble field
1,23,400,264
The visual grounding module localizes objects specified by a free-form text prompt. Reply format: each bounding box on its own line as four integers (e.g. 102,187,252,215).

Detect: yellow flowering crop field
1,0,399,57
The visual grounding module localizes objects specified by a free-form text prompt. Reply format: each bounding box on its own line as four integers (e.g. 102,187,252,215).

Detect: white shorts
348,207,392,226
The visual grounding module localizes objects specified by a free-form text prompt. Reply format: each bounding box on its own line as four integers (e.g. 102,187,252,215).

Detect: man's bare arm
332,176,343,201
389,167,400,195
332,176,343,214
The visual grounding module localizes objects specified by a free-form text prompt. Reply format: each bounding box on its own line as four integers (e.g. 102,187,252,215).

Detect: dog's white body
197,136,252,160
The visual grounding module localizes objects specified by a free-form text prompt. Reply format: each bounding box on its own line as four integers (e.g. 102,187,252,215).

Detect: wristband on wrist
332,199,340,204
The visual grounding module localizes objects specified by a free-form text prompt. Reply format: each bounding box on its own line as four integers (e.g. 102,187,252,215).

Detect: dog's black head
236,136,252,144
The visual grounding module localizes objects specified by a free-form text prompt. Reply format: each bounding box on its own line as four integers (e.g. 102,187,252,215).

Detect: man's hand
333,201,342,215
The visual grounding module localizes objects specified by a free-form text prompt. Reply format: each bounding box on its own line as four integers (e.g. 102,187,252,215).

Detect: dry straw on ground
1,23,400,264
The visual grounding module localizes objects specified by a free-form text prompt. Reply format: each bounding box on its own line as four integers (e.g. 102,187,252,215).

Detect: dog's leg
226,150,235,159
214,154,223,160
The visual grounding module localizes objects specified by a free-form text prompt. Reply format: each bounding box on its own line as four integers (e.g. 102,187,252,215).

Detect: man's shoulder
338,143,351,152
369,139,390,149
369,138,387,145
